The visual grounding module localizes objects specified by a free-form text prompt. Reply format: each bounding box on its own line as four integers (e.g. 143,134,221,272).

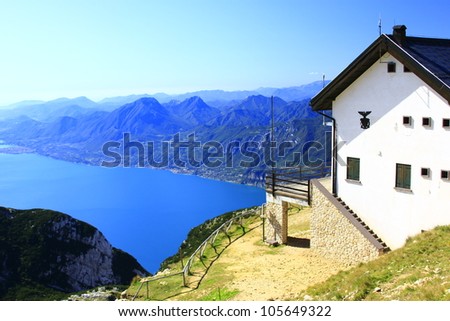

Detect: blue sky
0,0,449,105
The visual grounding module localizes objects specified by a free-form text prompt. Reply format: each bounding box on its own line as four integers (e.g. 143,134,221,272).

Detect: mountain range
0,80,329,113
0,81,332,185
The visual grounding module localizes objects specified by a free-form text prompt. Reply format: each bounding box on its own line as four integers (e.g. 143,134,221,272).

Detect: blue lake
0,152,265,273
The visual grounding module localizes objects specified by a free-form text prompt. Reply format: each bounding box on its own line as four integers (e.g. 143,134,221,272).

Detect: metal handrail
131,271,184,301
181,208,259,286
132,207,261,300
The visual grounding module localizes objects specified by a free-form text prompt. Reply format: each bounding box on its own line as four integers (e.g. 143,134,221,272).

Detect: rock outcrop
0,207,148,299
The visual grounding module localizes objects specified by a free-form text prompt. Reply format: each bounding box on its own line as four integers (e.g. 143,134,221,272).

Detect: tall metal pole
271,96,275,195
271,95,275,166
270,96,275,142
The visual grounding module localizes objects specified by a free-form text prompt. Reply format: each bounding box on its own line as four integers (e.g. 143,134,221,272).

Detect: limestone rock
0,207,149,297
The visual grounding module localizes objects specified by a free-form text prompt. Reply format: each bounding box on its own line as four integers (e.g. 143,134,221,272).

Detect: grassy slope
160,207,259,271
128,206,450,301
127,213,262,301
298,225,450,301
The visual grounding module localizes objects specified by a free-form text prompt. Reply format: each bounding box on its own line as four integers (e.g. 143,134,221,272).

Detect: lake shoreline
0,152,265,273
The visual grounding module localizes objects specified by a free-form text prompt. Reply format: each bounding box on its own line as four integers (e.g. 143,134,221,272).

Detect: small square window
422,117,431,127
387,62,396,73
421,168,430,177
441,170,450,180
403,65,411,72
443,118,450,128
403,116,412,125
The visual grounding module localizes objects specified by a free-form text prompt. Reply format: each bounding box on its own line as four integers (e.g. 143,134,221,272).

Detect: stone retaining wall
310,179,381,266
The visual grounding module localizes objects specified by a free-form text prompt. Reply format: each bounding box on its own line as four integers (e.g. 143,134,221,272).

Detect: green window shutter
396,163,411,189
347,157,360,181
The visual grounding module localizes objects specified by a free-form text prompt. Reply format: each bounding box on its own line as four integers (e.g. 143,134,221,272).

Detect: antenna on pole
378,16,382,35
321,74,327,126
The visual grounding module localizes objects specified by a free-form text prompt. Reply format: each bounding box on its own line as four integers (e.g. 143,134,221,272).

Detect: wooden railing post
261,204,266,242
182,270,187,287
308,180,311,206
132,282,144,301
179,208,260,289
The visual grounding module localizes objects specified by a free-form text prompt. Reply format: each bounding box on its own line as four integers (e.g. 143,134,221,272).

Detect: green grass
127,213,261,301
127,273,188,301
2,282,69,301
160,207,260,271
298,225,450,301
129,207,450,302
199,287,239,301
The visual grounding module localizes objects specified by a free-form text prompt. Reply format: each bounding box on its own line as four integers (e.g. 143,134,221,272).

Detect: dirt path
216,207,347,300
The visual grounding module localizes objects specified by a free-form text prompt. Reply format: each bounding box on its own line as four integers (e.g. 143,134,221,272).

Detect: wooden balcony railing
265,165,331,204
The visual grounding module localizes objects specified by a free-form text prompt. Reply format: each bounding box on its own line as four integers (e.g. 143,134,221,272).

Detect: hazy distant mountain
146,81,329,106
278,99,318,122
242,81,330,102
270,80,330,101
165,90,257,105
0,81,331,185
45,96,98,108
210,95,287,127
234,95,287,115
52,98,187,144
97,94,152,111
0,100,44,109
165,96,221,126
0,96,99,122
210,108,266,127
208,95,317,128
102,97,186,138
0,81,329,120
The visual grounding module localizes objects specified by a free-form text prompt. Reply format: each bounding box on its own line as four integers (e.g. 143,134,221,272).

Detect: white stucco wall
333,53,450,249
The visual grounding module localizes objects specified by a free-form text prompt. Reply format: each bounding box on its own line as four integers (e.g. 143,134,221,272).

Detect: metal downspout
316,111,337,196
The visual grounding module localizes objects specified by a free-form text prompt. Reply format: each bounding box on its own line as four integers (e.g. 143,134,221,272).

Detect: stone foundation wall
264,195,288,244
310,180,381,266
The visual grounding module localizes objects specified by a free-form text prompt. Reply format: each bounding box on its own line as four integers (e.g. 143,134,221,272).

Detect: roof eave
386,40,450,105
310,35,390,111
310,35,450,110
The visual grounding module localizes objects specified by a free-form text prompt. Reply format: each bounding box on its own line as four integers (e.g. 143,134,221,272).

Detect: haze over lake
0,152,265,273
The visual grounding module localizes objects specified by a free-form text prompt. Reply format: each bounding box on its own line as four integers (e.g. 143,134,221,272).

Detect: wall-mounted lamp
358,111,372,129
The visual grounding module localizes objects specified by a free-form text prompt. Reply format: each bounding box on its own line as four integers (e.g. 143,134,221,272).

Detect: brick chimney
392,25,407,46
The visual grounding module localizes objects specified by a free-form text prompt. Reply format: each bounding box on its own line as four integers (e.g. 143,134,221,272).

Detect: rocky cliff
0,207,148,299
